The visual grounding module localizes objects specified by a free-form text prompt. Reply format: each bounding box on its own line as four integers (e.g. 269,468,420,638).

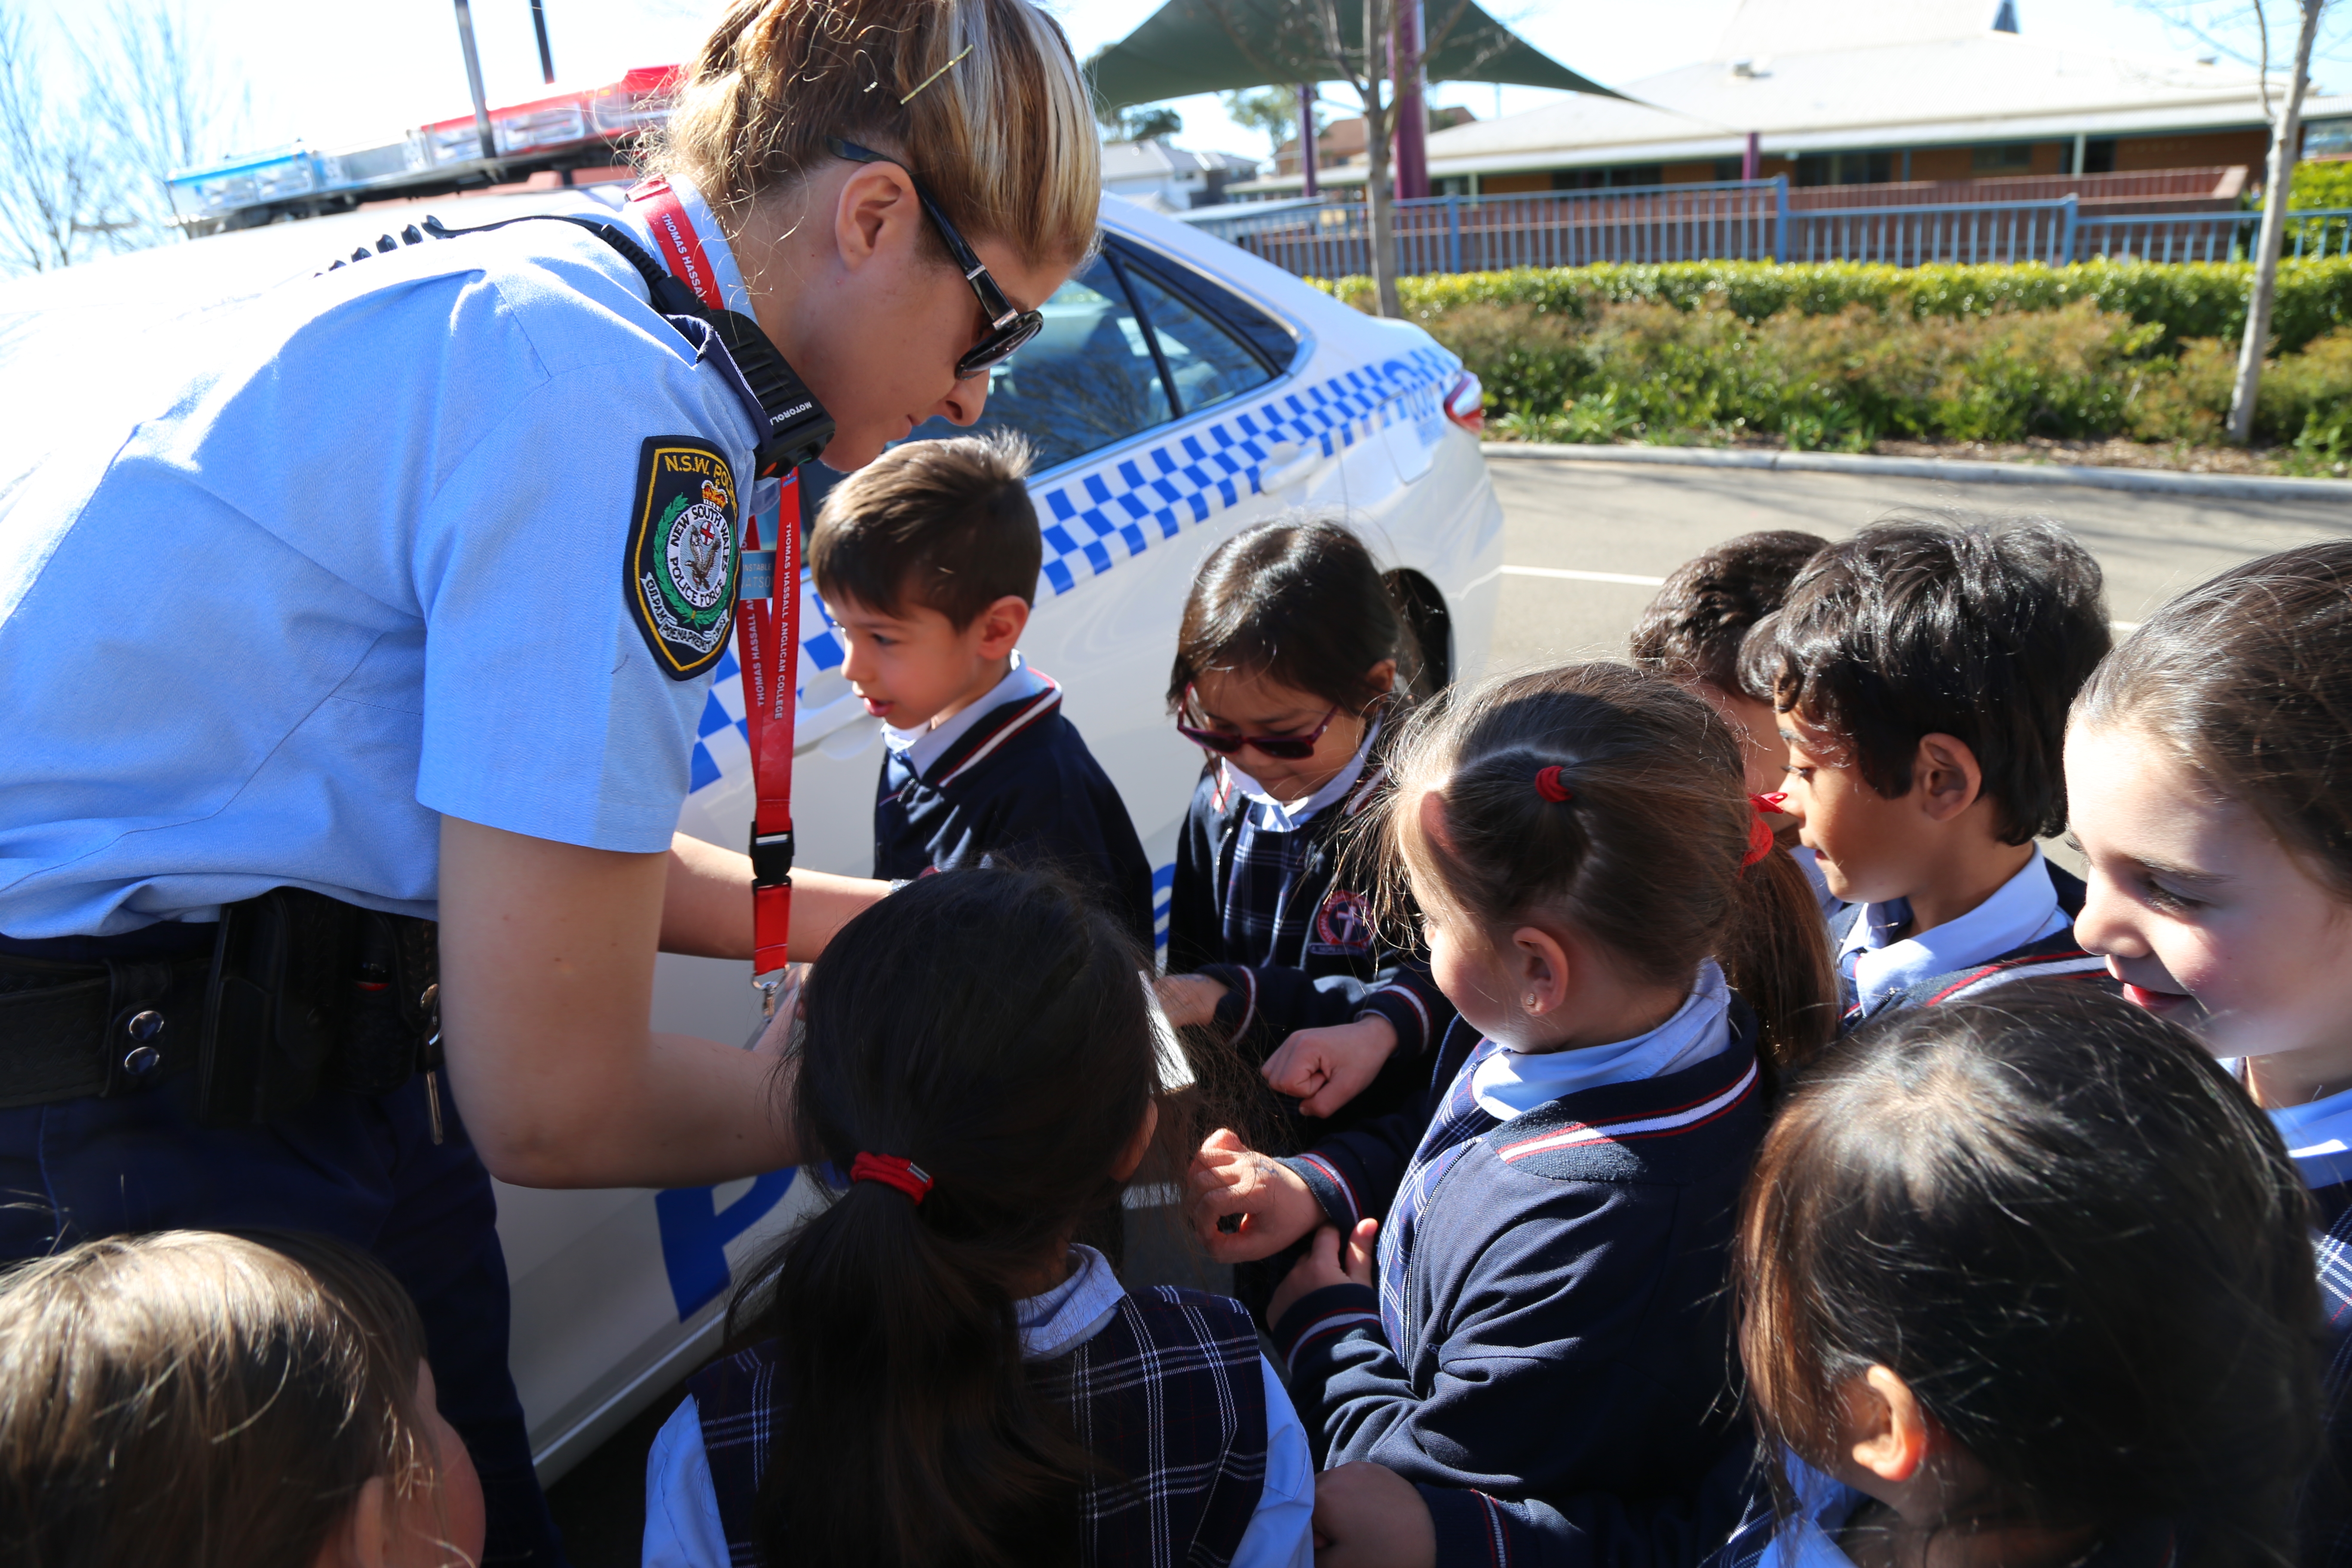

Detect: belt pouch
198,889,360,1126
337,912,441,1097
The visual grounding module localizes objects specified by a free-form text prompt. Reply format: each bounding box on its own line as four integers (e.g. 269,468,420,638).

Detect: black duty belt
0,888,442,1123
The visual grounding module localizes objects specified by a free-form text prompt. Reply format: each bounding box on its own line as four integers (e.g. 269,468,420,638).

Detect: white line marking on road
1502,565,1668,586
1505,567,2147,636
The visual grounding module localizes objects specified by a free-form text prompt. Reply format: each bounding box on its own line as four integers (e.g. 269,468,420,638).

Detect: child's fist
1260,1015,1399,1118
1186,1128,1323,1262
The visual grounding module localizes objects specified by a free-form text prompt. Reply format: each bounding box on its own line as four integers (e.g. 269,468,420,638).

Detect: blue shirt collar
1840,849,2069,1011
881,651,1052,776
617,172,753,316
2267,1081,2352,1191
1469,961,1734,1120
1016,1244,1126,1360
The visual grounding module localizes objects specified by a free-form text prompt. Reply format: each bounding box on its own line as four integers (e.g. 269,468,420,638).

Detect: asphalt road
1482,455,2352,672
544,456,2349,1566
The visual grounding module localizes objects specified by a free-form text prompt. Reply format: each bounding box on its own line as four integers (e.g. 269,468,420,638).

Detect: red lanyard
632,178,799,984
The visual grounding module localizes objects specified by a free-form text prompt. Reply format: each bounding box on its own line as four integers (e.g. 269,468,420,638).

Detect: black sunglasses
826,136,1046,381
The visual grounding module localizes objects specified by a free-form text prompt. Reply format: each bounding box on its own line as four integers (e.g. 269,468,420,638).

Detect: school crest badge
627,437,740,679
1306,887,1375,958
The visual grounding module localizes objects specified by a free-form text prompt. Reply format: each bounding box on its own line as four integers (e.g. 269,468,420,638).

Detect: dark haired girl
1200,662,1838,1564
642,867,1311,1568
1715,986,2319,1568
2067,539,2352,1565
1155,511,1454,1152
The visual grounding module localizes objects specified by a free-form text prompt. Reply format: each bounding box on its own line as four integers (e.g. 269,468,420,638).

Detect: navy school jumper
1268,1010,1768,1565
1165,747,1454,1106
872,677,1156,954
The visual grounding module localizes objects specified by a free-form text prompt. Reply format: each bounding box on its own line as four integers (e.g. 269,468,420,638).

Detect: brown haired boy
1768,511,2111,1025
810,433,1153,948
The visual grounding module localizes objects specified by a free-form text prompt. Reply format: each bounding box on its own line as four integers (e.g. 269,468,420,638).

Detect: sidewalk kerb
1480,441,2352,505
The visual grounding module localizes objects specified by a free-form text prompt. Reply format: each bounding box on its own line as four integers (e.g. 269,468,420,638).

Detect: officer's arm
658,831,887,959
438,816,807,1188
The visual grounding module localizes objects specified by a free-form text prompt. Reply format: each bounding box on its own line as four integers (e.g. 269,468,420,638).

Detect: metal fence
1180,178,2352,276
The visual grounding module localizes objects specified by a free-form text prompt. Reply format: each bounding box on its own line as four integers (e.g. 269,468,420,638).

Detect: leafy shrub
1315,256,2352,353
1414,294,2167,447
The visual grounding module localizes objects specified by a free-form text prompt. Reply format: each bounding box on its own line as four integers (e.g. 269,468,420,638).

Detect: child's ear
974,594,1030,660
1364,657,1398,701
1913,732,1986,823
309,1476,389,1568
1507,925,1574,1017
1841,1364,1931,1484
1112,1098,1160,1181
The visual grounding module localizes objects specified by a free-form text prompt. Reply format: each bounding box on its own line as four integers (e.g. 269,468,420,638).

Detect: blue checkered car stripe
684,346,1458,798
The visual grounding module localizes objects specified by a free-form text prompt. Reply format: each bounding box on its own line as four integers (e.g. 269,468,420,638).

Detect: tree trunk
1362,0,1400,318
2228,0,2323,446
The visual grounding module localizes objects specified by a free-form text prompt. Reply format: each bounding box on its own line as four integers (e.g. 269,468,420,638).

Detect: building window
2084,138,2118,173
1795,150,1895,187
1972,142,2036,172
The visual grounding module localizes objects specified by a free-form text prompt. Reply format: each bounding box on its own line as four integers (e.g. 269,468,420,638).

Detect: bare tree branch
0,10,131,274
71,0,250,246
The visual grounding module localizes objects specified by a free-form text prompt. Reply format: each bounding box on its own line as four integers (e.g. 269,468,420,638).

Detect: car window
900,257,1171,472
1120,262,1277,417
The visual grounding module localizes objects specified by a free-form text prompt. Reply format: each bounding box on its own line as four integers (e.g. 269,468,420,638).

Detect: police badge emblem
627,436,741,679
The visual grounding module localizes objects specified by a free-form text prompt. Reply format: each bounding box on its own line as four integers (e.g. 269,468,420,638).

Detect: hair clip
1534,765,1574,803
1741,795,1780,869
850,1152,933,1204
900,43,973,104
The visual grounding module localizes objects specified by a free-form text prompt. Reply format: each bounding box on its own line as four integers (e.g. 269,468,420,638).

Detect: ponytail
1721,843,1838,1073
1381,663,1838,1074
729,868,1161,1568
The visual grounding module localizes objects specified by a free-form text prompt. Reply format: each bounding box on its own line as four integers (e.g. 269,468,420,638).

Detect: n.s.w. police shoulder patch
627,436,740,680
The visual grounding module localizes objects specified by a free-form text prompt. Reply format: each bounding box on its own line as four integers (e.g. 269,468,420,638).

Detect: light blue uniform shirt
0,187,761,935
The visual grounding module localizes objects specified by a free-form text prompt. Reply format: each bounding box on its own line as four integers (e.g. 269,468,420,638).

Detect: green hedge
1334,288,2352,466
1318,257,2352,354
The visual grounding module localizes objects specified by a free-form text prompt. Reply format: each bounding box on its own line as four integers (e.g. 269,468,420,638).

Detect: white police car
4,184,1504,1476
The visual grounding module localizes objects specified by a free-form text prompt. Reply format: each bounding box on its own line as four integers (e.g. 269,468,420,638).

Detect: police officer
0,0,1103,1559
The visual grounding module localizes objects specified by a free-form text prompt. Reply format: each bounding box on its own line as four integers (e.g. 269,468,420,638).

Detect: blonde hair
656,0,1101,266
0,1230,437,1568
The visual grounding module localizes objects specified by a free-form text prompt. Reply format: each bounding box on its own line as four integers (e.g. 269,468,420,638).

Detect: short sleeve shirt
0,204,762,936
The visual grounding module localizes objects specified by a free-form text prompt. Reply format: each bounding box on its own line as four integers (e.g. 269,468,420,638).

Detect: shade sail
1087,0,1623,110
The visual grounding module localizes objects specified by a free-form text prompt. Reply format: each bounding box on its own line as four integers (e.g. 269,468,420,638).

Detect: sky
15,0,2349,174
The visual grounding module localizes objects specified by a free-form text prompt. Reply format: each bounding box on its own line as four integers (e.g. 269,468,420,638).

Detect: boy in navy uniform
810,434,1154,949
1765,511,2112,1026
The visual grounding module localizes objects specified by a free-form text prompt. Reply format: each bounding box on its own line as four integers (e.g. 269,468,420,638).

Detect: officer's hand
1187,1128,1322,1262
1155,973,1229,1031
1312,1463,1437,1568
1262,1016,1399,1118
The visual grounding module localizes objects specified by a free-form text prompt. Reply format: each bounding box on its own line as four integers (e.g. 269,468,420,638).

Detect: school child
1628,529,1834,915
1188,662,1837,1562
0,1228,483,1568
1156,513,1453,1128
1629,529,1826,797
1303,985,2323,1568
1767,511,2110,1024
2066,539,2352,1566
1705,986,2318,1568
642,867,1313,1568
810,433,1154,949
